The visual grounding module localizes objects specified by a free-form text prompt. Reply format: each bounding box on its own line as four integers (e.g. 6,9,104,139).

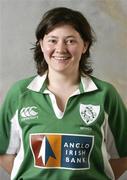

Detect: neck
47,71,80,89
47,71,80,112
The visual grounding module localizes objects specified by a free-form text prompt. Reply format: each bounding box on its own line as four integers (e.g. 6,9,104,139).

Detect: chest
15,92,109,174
18,92,105,135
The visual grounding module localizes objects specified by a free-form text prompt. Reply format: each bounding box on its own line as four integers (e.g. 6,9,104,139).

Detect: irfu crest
80,104,100,125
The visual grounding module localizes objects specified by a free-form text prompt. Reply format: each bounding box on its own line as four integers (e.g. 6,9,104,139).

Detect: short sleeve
105,84,127,158
0,84,20,154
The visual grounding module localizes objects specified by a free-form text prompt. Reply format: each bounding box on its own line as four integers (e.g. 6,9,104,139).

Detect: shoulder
0,76,37,125
91,76,122,103
8,76,36,95
2,76,37,106
90,76,125,108
91,76,117,94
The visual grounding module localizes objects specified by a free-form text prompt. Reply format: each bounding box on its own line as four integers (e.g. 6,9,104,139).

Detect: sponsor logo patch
80,104,100,125
30,133,94,170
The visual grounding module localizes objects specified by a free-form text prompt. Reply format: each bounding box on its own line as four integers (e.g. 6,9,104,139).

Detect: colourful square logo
30,133,94,170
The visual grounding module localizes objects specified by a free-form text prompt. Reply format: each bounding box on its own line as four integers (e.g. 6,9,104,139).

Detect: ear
39,39,44,52
82,42,89,54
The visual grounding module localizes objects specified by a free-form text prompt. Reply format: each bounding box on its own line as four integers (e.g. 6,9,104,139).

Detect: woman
0,7,127,180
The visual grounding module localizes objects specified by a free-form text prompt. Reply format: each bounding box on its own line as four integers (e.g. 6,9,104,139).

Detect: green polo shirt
0,74,127,180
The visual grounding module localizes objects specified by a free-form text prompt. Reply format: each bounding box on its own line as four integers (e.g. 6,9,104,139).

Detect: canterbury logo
20,106,38,118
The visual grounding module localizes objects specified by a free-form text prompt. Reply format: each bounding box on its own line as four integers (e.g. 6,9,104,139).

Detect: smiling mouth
52,56,71,61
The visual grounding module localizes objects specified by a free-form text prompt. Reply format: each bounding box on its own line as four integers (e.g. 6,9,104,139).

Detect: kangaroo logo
20,106,38,120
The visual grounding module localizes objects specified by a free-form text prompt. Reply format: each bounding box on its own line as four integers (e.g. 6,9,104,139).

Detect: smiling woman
39,25,87,77
33,7,94,76
0,7,127,180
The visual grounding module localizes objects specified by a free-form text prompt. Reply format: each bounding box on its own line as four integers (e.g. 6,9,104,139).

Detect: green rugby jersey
0,74,127,180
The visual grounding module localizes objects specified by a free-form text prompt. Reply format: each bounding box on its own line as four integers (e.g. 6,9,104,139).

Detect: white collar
27,73,98,93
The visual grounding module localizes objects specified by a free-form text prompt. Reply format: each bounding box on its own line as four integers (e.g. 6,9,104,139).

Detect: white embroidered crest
80,104,100,125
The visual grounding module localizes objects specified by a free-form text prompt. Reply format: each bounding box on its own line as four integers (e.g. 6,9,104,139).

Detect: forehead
45,24,81,38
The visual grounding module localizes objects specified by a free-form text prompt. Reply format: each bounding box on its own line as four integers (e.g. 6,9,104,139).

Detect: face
40,24,88,75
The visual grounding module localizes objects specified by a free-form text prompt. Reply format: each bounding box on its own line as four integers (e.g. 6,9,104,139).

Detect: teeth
53,57,69,60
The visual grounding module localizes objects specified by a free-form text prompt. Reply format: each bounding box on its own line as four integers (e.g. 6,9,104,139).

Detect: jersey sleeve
0,83,20,154
105,84,127,158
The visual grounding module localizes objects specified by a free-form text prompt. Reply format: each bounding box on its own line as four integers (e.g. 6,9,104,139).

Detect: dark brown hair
33,7,95,76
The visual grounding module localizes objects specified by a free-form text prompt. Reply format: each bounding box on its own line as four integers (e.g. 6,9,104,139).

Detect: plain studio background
0,0,127,179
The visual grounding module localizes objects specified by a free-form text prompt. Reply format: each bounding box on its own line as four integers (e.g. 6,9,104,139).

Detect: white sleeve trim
5,110,25,180
104,113,119,159
6,110,20,154
101,118,115,180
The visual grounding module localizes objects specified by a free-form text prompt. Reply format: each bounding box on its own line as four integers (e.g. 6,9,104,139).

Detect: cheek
68,47,82,57
42,46,54,57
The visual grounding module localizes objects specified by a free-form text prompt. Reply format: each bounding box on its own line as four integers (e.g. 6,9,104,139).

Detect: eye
65,39,76,45
48,39,57,44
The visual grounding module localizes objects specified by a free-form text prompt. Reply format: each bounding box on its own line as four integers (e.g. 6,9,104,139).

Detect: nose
55,40,67,53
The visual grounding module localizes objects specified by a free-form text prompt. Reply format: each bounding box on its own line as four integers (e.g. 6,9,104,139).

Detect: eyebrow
46,35,77,39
